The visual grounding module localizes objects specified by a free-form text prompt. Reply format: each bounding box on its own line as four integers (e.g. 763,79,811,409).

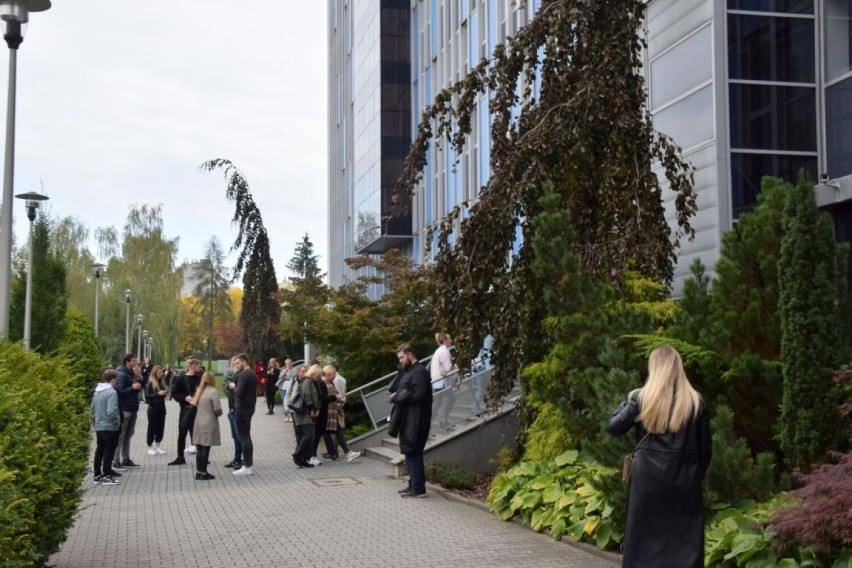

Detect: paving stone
50,399,618,567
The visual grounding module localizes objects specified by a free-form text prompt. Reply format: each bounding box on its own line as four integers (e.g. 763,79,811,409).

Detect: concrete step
381,437,400,450
365,445,406,478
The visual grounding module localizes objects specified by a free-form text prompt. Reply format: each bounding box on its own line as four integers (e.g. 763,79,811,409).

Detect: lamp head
136,313,143,325
92,263,105,278
124,289,132,303
0,1,51,49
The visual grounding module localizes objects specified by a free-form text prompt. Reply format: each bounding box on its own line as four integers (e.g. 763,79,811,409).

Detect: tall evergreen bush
0,342,90,566
778,175,849,469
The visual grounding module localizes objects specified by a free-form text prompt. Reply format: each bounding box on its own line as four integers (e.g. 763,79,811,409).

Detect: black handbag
622,432,651,483
288,392,307,414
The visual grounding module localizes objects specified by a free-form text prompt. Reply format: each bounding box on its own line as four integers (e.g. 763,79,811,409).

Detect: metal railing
348,350,502,432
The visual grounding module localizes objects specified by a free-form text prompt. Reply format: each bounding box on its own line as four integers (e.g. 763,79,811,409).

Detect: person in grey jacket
291,365,319,468
91,369,121,485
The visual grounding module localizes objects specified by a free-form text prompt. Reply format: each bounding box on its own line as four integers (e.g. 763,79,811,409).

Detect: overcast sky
2,1,328,279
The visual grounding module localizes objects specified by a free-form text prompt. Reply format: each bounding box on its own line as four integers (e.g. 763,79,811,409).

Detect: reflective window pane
729,84,816,151
826,0,852,81
650,25,712,110
730,153,817,216
827,75,852,178
728,0,813,13
653,85,714,150
728,14,815,82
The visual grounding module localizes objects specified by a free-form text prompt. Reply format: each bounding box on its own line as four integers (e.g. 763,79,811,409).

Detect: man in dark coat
113,353,142,470
168,358,201,465
389,344,432,498
229,353,258,476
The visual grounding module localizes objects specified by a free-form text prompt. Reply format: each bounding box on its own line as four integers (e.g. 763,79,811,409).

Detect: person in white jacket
430,332,456,427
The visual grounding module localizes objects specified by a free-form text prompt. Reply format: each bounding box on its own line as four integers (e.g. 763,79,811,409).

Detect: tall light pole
15,190,47,351
142,328,148,359
135,314,143,357
0,1,51,338
123,289,132,352
91,263,105,337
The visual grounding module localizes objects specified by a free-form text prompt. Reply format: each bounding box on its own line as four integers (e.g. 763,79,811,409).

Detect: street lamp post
142,329,148,359
123,289,132,352
91,263,105,337
135,314,143,357
15,190,47,350
0,0,51,338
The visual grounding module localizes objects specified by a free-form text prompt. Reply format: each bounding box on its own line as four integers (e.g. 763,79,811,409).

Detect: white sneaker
233,466,254,476
147,448,157,456
308,457,321,466
346,451,361,463
185,445,198,454
155,448,166,455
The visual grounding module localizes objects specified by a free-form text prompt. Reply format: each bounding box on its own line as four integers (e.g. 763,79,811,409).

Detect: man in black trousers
168,358,201,466
229,353,257,476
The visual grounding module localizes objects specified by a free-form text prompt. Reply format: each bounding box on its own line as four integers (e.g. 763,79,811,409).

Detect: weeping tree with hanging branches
201,159,281,362
392,0,698,402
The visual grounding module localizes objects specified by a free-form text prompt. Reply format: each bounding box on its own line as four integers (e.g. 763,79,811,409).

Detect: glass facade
727,1,817,215
826,0,852,80
827,75,852,177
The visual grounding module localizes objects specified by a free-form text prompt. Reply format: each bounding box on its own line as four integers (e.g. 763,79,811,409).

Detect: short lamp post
0,0,51,338
91,262,105,337
15,190,47,351
123,289,132,352
135,314,143,357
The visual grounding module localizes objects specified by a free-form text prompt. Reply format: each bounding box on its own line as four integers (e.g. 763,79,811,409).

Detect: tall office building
329,0,852,293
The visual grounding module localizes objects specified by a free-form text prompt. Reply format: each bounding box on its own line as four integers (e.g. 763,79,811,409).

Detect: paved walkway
50,400,618,568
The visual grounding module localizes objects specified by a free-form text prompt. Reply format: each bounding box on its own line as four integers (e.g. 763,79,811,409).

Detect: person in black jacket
607,345,712,568
168,358,202,466
144,365,168,456
229,353,257,476
389,344,433,498
113,353,142,470
264,358,280,415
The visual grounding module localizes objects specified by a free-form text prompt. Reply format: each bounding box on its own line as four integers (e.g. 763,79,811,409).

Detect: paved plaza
50,400,618,568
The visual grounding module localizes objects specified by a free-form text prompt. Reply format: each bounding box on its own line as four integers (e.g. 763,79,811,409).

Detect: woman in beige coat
191,371,222,480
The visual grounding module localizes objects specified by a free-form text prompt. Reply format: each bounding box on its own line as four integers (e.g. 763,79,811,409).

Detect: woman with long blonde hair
190,371,223,480
144,365,168,455
608,345,712,567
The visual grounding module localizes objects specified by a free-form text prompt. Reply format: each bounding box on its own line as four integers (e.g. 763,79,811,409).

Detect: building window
727,0,813,13
827,75,852,177
729,84,816,151
826,0,852,81
730,152,817,216
728,14,815,83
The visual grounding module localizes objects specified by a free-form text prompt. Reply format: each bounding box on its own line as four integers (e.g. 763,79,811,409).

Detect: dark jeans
295,423,315,461
405,452,426,494
196,445,211,473
335,428,350,454
115,410,137,464
177,405,195,458
94,429,119,476
235,406,255,467
312,421,337,457
227,410,242,462
146,404,166,445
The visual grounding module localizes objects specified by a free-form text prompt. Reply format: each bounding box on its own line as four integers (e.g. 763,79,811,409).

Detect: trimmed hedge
0,341,91,566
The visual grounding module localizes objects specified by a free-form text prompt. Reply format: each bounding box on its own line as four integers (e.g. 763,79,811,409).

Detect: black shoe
321,453,333,458
400,490,427,499
224,460,242,468
266,410,273,415
195,472,215,480
122,459,140,468
397,486,412,494
168,457,186,466
292,453,302,467
106,471,122,478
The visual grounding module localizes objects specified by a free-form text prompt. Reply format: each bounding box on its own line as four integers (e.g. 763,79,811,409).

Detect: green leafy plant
488,450,621,549
425,461,481,490
0,341,91,567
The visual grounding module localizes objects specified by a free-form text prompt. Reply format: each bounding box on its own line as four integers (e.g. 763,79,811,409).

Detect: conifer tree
778,175,848,469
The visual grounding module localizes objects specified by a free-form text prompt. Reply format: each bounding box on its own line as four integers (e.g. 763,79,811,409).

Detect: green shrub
425,461,481,490
488,450,622,550
524,402,573,463
59,309,106,392
0,341,91,566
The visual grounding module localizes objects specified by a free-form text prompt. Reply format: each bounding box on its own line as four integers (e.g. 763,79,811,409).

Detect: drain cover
309,477,361,487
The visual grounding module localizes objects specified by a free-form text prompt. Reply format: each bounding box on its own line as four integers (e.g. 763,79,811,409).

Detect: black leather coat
608,395,712,567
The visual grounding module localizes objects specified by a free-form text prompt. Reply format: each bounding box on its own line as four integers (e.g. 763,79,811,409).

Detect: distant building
329,0,852,294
